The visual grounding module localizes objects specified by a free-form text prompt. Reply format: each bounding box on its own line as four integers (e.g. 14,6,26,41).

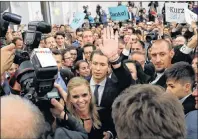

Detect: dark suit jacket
91,63,133,110
128,12,134,20
150,45,193,88
172,45,193,64
45,114,88,139
150,73,167,88
182,94,196,115
88,108,116,139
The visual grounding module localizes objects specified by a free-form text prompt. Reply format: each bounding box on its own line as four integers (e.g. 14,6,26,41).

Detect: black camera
23,21,51,52
146,31,158,42
0,12,21,46
15,47,59,124
13,21,51,65
11,20,59,124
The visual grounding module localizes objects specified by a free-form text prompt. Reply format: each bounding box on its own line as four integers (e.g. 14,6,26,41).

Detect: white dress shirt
90,77,107,106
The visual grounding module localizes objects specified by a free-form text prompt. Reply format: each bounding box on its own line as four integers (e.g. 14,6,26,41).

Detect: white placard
165,3,188,23
185,8,198,24
32,48,57,68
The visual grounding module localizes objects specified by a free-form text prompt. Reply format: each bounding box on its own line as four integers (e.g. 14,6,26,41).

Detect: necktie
94,85,100,105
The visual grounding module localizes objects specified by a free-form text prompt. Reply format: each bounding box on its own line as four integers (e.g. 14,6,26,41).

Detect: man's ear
170,49,175,58
184,83,191,93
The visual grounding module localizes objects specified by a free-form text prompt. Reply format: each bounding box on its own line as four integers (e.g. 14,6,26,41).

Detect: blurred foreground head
1,95,46,139
112,84,186,139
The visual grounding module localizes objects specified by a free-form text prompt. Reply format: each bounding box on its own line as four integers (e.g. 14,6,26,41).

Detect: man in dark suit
149,33,197,87
128,6,135,23
89,49,132,109
88,26,133,110
165,62,196,115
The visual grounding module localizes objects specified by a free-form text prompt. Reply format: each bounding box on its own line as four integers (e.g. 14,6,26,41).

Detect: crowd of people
1,1,198,139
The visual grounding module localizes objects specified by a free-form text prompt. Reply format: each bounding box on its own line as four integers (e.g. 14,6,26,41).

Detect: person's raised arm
1,44,15,75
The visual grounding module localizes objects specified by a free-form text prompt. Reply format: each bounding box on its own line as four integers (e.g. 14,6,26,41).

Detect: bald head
1,95,46,139
150,39,174,72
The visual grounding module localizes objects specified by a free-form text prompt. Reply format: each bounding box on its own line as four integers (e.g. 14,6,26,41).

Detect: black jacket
90,62,133,110
87,108,116,139
45,114,88,139
182,94,196,115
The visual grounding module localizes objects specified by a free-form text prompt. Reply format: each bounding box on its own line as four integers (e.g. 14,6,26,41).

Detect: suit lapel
100,78,110,106
183,94,196,115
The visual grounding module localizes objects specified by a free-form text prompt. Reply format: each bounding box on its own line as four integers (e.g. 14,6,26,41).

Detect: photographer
0,84,88,139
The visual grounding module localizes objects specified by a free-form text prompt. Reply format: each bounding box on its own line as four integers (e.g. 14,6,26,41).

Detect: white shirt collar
180,93,192,104
90,77,107,87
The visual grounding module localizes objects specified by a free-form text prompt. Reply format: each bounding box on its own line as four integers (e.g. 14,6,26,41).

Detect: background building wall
7,1,165,25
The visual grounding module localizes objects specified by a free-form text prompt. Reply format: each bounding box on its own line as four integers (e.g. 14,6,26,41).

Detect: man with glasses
83,43,96,64
68,47,78,63
62,49,73,69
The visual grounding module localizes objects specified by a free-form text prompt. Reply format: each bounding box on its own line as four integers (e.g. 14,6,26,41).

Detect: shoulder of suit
185,110,198,119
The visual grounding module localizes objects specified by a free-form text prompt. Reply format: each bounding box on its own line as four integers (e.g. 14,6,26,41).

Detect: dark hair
74,60,88,76
76,28,84,35
123,59,150,84
55,31,65,38
12,37,22,44
51,48,62,55
83,43,96,52
112,84,186,139
60,24,65,28
135,29,142,35
165,61,195,88
61,49,71,58
127,27,135,33
51,48,63,60
90,49,107,62
139,40,145,49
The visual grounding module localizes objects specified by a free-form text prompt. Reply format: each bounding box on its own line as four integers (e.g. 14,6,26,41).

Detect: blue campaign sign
70,12,86,29
108,5,129,21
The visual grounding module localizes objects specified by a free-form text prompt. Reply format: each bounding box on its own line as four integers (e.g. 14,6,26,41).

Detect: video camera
146,31,158,42
0,12,60,124
0,12,22,46
14,21,60,123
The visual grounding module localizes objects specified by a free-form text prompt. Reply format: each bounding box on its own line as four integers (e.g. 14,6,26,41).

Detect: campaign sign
70,12,86,30
165,3,188,23
185,8,198,24
108,5,129,21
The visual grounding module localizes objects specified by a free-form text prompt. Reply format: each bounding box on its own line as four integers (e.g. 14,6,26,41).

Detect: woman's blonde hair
66,77,101,129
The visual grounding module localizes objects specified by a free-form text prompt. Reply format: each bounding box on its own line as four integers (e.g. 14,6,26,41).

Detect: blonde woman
51,77,116,139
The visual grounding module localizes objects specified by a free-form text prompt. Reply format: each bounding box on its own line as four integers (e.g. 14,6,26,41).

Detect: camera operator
1,84,88,139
